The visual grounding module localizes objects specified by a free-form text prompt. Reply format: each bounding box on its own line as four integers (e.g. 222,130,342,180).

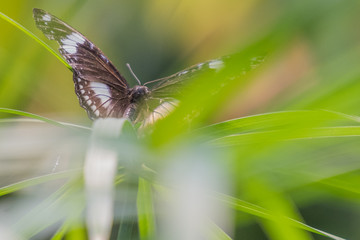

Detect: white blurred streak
160,151,233,240
84,118,126,240
0,223,21,240
0,124,66,159
0,123,84,186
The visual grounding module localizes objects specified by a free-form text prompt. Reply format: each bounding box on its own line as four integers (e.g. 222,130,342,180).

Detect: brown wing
33,8,130,119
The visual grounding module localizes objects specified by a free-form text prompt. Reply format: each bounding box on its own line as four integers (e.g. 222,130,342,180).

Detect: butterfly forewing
33,8,130,119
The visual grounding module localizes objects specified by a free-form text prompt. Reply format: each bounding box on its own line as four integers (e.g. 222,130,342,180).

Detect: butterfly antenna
126,63,142,85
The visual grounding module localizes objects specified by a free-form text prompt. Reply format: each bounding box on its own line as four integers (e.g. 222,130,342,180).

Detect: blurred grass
1,0,360,240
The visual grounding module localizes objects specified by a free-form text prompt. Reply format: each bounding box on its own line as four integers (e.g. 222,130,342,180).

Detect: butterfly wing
147,56,264,99
147,58,226,99
33,8,130,119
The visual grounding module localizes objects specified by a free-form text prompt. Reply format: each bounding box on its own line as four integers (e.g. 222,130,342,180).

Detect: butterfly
33,8,229,126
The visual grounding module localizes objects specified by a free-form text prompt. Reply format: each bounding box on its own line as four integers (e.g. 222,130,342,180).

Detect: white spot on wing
208,60,224,71
84,95,90,101
90,82,109,89
61,33,85,47
90,105,97,111
89,82,111,104
67,32,86,44
63,45,77,54
42,14,51,22
61,38,77,46
94,110,100,116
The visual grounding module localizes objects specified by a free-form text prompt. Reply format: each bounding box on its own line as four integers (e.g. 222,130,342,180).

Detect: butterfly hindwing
148,55,264,99
33,8,130,119
147,58,226,99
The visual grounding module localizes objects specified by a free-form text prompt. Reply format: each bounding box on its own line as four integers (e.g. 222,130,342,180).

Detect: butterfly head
130,85,150,103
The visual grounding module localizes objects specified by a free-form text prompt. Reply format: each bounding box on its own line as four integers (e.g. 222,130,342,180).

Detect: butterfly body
125,85,151,121
129,85,150,104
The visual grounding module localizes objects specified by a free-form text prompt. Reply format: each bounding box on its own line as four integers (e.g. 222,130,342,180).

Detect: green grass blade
14,177,84,238
248,179,312,240
317,172,360,198
215,192,346,240
0,117,91,131
206,221,232,240
54,215,87,240
0,169,81,197
209,126,360,147
196,110,360,141
0,10,72,70
137,178,156,240
51,221,69,240
0,108,89,130
64,225,87,240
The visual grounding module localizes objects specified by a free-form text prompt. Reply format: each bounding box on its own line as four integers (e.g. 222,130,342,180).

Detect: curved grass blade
319,172,360,196
51,221,69,240
51,213,87,240
0,117,91,131
0,169,81,197
0,108,89,130
209,126,360,147
215,193,346,240
14,177,84,238
206,220,232,240
0,10,72,70
196,110,360,142
153,184,345,240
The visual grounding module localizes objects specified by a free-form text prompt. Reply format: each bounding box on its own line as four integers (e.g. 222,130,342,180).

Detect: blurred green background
2,1,360,124
2,0,360,122
1,0,360,239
